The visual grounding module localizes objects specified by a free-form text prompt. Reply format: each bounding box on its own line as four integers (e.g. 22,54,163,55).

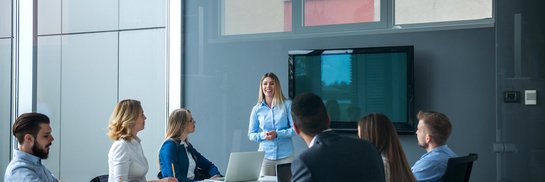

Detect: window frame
213,0,495,42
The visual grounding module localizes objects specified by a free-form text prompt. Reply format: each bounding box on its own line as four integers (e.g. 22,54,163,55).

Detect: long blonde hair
107,99,142,141
165,108,192,139
257,72,286,107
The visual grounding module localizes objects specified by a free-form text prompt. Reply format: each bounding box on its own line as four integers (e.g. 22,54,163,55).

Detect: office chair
442,153,478,182
90,174,108,182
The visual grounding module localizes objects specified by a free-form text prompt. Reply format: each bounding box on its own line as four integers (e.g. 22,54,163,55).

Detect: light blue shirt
411,145,457,182
248,100,295,160
4,149,58,182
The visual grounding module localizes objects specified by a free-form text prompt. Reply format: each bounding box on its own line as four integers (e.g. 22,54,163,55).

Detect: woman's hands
264,131,277,140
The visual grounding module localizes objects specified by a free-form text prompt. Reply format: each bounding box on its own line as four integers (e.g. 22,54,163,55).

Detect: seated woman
107,99,177,182
159,108,222,182
358,113,416,182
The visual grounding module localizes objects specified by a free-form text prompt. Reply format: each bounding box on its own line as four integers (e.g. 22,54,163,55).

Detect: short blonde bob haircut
257,72,286,107
165,108,192,139
107,99,142,141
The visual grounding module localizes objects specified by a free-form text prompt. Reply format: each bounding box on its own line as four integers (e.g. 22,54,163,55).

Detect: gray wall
181,1,541,182
496,0,545,181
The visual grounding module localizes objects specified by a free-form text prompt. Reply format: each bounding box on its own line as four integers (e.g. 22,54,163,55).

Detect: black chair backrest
90,174,108,182
443,153,478,182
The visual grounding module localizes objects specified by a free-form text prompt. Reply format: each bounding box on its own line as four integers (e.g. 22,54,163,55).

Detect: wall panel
120,0,165,29
0,38,12,182
0,0,11,37
119,29,166,180
38,0,62,35
62,0,118,33
60,32,118,181
36,35,62,178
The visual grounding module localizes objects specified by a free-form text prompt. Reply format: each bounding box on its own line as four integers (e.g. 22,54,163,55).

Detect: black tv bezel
288,46,415,135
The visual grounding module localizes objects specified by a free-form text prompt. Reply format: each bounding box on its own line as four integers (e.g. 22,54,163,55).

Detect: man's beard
32,140,51,159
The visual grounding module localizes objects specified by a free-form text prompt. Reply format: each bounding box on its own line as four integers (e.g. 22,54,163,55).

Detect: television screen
288,46,415,134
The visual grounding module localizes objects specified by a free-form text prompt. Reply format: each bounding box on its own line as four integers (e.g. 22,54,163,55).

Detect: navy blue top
159,139,221,182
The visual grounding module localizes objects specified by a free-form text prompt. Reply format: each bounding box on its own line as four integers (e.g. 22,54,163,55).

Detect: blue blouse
411,145,457,182
159,139,221,182
248,100,295,160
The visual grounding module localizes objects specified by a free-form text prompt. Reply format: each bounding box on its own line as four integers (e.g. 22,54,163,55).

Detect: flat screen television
288,46,415,134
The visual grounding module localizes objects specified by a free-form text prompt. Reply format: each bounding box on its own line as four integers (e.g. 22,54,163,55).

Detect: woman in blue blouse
248,72,295,176
159,108,222,182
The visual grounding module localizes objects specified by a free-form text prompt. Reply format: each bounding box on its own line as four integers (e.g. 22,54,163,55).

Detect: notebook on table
205,151,265,182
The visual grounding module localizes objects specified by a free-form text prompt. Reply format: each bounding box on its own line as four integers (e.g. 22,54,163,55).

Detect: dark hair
291,92,328,136
358,113,416,182
12,113,51,144
417,110,452,145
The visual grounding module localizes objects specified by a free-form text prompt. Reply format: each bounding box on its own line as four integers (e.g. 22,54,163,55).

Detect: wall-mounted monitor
288,46,415,134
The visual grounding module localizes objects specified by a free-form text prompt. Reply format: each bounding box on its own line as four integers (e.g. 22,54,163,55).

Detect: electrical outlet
504,91,521,103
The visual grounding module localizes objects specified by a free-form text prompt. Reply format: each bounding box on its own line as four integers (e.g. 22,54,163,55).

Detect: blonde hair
257,72,285,107
165,108,192,139
107,99,142,141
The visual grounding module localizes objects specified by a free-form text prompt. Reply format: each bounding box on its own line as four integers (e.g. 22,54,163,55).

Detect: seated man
411,111,457,182
290,92,385,182
4,112,58,182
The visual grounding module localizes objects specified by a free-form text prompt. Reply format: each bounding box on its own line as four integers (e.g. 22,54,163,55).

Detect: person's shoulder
251,102,265,111
5,159,28,172
160,138,179,149
111,139,132,147
5,164,40,180
109,139,134,155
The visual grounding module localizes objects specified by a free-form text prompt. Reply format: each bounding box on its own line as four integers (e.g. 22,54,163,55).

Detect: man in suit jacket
290,92,385,182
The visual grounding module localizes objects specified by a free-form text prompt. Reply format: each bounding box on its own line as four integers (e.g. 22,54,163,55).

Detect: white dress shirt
108,137,148,182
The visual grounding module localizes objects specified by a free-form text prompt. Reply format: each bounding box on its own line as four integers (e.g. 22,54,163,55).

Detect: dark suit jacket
291,130,385,182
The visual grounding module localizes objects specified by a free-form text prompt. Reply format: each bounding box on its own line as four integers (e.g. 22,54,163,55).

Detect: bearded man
4,112,58,182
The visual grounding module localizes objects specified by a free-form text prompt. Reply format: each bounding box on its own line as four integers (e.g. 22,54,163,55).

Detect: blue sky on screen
321,54,351,86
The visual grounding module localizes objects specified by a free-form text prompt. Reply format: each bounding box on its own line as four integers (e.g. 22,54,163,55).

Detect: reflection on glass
304,0,379,26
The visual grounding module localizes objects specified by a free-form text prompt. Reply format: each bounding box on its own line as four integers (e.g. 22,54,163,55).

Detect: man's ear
425,134,432,144
23,134,34,146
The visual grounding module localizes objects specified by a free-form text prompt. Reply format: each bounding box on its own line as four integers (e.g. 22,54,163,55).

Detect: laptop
275,163,292,182
205,151,265,182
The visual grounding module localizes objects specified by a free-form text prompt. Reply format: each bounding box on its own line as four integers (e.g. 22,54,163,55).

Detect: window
395,0,493,25
221,0,493,36
222,0,292,35
303,0,380,26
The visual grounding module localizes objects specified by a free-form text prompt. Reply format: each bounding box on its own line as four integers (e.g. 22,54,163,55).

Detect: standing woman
358,113,416,182
248,72,295,176
107,99,177,182
159,108,222,182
